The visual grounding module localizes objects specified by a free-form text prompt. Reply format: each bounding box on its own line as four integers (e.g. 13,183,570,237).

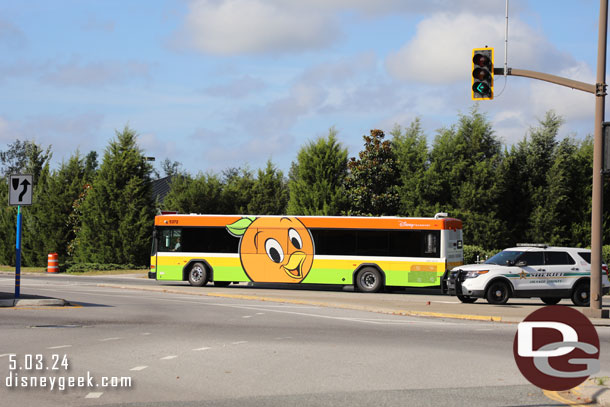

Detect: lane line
232,341,247,345
85,392,103,399
47,345,72,350
160,355,177,360
192,347,211,351
100,337,121,342
130,366,148,371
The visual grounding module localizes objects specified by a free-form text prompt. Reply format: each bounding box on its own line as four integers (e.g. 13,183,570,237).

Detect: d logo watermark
513,306,600,391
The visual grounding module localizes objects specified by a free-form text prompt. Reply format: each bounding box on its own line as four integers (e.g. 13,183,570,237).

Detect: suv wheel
486,280,510,305
571,282,590,307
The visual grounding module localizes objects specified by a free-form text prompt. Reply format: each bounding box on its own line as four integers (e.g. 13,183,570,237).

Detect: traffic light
471,48,494,100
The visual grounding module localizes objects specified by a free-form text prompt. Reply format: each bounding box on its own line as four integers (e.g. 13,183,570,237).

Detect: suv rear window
578,252,591,263
544,251,576,265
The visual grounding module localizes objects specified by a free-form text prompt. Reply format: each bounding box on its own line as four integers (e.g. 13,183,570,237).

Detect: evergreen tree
424,108,503,248
344,129,400,216
525,111,563,242
221,167,255,214
75,127,154,265
496,142,530,247
392,119,429,216
287,128,348,215
162,172,224,214
247,160,288,215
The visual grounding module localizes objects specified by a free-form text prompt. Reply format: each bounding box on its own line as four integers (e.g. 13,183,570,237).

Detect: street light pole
588,0,608,318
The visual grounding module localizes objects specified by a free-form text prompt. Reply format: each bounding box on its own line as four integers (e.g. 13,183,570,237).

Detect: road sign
9,174,33,206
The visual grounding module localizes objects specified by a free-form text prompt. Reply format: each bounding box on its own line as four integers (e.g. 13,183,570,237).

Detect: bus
148,213,463,293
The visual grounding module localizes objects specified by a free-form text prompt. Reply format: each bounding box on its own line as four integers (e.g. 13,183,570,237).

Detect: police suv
443,244,610,306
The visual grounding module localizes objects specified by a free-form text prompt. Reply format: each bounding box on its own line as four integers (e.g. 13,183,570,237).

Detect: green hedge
64,263,146,273
463,245,499,265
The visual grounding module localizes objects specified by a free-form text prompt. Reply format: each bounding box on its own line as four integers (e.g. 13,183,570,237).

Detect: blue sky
0,0,603,176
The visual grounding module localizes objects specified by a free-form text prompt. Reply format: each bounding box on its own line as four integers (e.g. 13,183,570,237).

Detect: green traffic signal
471,48,494,101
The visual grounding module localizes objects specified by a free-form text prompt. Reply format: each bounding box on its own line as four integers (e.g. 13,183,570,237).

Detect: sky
0,0,604,176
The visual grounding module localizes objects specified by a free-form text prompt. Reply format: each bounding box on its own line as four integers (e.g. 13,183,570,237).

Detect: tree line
0,108,608,268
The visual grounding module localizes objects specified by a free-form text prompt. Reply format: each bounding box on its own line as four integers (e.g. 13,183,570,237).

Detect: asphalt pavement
1,271,610,406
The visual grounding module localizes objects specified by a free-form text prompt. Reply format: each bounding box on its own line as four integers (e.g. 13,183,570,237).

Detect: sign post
8,174,33,299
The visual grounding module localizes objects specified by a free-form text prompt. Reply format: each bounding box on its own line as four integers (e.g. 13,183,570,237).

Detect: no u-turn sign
9,174,33,206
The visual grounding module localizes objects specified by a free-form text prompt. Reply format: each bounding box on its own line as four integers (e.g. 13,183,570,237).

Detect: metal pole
15,205,21,299
504,0,509,77
588,0,608,318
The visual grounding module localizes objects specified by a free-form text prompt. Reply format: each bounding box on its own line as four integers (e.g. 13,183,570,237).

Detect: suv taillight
603,264,609,278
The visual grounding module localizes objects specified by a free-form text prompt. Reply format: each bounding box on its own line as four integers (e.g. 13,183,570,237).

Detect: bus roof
154,214,462,231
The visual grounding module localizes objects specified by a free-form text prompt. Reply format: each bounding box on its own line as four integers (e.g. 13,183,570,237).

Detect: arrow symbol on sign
18,179,30,202
476,83,486,93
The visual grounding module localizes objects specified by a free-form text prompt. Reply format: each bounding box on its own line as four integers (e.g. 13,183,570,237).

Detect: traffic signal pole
483,0,608,318
590,0,608,318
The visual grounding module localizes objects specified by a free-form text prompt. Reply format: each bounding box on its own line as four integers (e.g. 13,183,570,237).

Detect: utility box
604,122,610,174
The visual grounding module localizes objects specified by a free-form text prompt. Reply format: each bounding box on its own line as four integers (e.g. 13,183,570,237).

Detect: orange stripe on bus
154,215,462,231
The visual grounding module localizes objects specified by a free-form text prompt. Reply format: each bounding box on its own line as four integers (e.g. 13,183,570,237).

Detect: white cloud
530,61,595,121
176,0,502,56
179,0,338,55
41,58,150,88
386,13,574,84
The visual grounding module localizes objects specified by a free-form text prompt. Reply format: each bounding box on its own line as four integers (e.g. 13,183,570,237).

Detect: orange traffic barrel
47,253,59,273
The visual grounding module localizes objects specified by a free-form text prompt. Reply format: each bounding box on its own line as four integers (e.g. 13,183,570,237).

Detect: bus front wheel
188,262,209,287
355,267,383,293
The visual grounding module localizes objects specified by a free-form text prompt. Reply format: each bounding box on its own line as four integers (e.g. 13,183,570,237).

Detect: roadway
0,272,609,406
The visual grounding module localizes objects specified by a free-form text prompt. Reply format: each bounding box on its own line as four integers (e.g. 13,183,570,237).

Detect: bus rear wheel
188,262,209,287
355,267,383,293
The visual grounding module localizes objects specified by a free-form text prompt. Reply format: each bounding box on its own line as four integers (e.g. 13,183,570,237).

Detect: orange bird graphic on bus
226,216,314,283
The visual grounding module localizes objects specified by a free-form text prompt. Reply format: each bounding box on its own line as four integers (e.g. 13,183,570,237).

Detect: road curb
98,284,506,323
0,298,68,307
572,380,610,407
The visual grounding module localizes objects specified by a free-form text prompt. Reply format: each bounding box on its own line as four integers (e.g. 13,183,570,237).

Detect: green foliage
220,167,255,214
392,119,429,216
287,128,348,215
0,110,605,269
247,160,288,215
344,129,400,216
65,262,146,273
463,245,499,265
75,127,154,265
163,172,224,214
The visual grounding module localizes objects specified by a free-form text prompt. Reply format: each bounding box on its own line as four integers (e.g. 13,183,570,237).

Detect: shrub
64,263,146,273
463,245,498,265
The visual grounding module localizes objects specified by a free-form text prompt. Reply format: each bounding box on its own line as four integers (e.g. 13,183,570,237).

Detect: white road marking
0,354,11,358
193,347,211,351
47,345,72,349
232,341,247,345
100,337,120,341
130,366,148,371
160,355,177,360
141,332,151,336
242,315,252,318
256,312,264,315
85,392,103,399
